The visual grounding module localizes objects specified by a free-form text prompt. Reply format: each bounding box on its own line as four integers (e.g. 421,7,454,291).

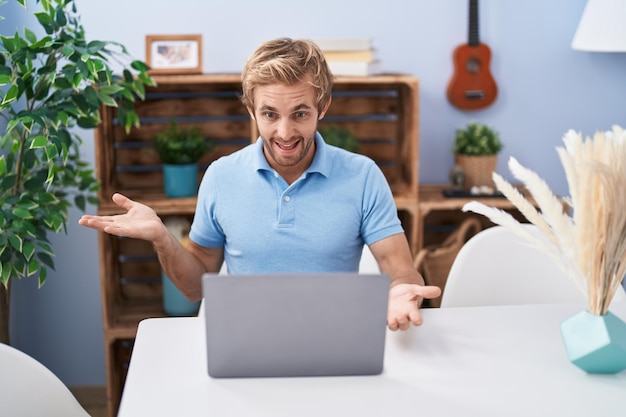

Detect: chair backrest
0,343,91,417
440,224,626,308
359,245,380,274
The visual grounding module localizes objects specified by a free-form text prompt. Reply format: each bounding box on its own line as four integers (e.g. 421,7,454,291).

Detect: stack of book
314,38,381,77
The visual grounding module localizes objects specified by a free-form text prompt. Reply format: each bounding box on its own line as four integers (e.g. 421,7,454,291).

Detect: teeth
278,142,296,149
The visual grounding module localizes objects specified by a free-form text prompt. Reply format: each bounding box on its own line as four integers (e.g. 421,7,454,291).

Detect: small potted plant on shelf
318,125,360,153
154,120,215,198
452,121,503,191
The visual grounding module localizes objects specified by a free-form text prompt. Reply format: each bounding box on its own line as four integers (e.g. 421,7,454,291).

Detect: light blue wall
6,0,626,385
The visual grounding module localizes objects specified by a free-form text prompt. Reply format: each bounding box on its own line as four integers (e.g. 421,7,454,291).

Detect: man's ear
318,97,332,120
247,106,256,120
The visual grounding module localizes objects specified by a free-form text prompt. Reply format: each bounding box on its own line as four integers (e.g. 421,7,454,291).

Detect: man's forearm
152,229,207,302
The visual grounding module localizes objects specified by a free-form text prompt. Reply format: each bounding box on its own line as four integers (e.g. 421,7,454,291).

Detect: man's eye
294,112,307,118
263,111,277,119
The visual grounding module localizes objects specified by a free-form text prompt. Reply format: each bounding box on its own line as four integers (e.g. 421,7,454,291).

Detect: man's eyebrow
291,104,313,112
258,104,313,112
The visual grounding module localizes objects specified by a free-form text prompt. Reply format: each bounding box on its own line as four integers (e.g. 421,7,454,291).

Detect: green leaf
49,215,64,232
34,11,52,28
27,258,38,276
83,86,99,107
21,221,37,238
87,40,107,53
97,90,117,107
74,195,86,211
0,74,10,85
54,5,67,26
37,252,55,269
24,27,37,44
30,135,48,149
1,84,18,105
131,60,151,72
0,155,5,176
38,266,47,287
12,207,33,219
14,258,26,277
0,35,16,53
72,71,83,87
0,264,10,286
23,242,36,261
5,118,19,134
38,242,53,256
62,44,74,58
57,111,69,126
8,234,22,252
99,84,124,95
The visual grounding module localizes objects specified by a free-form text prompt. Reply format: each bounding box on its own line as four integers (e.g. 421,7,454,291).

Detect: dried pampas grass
463,125,626,315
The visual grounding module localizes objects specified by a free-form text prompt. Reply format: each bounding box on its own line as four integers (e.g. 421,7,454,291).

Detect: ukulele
447,0,498,110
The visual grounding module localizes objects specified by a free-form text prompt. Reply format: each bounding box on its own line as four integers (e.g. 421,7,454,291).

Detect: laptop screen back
202,272,389,378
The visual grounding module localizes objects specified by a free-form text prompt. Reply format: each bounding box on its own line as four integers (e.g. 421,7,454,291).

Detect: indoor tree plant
154,119,215,198
0,0,154,344
452,121,503,190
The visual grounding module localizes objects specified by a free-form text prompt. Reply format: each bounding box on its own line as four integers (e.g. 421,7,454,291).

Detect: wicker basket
413,217,482,308
454,154,498,189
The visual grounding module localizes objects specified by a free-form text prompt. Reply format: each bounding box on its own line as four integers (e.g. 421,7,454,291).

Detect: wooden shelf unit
417,184,536,249
94,73,419,417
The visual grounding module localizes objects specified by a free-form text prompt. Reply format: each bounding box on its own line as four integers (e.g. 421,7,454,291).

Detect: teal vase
560,310,626,374
162,163,198,198
161,271,200,316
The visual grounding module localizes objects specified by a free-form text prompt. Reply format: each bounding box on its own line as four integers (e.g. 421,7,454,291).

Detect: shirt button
284,196,291,202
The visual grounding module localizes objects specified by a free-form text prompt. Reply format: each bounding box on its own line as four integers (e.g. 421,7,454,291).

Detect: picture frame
145,34,202,75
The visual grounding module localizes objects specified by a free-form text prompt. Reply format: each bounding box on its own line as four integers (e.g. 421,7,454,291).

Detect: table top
118,302,626,417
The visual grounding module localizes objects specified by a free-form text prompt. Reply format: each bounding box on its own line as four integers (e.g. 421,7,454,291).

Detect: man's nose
276,118,294,139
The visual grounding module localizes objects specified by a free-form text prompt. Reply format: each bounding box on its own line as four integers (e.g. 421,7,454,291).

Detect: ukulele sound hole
465,57,481,73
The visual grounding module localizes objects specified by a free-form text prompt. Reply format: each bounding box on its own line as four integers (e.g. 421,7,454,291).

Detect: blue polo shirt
189,132,404,273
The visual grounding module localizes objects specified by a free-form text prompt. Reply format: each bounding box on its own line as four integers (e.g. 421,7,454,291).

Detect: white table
118,302,626,417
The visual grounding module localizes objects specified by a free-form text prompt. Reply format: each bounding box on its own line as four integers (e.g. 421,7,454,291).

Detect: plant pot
560,310,626,374
161,271,200,317
454,154,498,189
162,163,198,198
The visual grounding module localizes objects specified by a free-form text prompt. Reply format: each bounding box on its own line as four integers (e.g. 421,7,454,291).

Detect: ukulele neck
468,0,480,46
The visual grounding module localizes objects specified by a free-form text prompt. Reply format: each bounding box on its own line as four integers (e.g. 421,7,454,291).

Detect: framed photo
145,34,202,75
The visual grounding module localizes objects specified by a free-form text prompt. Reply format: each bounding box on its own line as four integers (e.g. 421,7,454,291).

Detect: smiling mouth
275,140,299,151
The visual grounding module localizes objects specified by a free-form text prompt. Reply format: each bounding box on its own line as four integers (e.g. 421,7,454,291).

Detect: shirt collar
254,132,331,178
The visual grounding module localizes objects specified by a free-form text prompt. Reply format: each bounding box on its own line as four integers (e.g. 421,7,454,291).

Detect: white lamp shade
572,0,626,52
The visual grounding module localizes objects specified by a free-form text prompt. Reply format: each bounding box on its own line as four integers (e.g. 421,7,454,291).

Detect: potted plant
0,0,154,344
463,125,626,373
318,125,360,152
154,120,215,198
452,121,503,190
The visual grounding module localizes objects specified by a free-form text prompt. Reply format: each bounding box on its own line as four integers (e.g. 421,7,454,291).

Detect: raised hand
78,193,168,243
387,283,442,331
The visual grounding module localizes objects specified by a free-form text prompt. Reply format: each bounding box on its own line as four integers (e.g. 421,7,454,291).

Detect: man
79,38,440,331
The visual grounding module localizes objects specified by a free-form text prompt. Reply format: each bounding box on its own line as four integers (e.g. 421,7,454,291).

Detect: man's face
251,80,327,182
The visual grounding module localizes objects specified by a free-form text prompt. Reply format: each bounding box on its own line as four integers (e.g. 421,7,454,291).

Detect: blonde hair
241,38,333,114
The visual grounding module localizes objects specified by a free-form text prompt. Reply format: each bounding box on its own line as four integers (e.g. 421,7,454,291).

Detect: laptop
201,272,390,378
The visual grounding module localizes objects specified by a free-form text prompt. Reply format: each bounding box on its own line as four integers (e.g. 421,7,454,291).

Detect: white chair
0,343,91,417
440,224,626,308
359,244,380,273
